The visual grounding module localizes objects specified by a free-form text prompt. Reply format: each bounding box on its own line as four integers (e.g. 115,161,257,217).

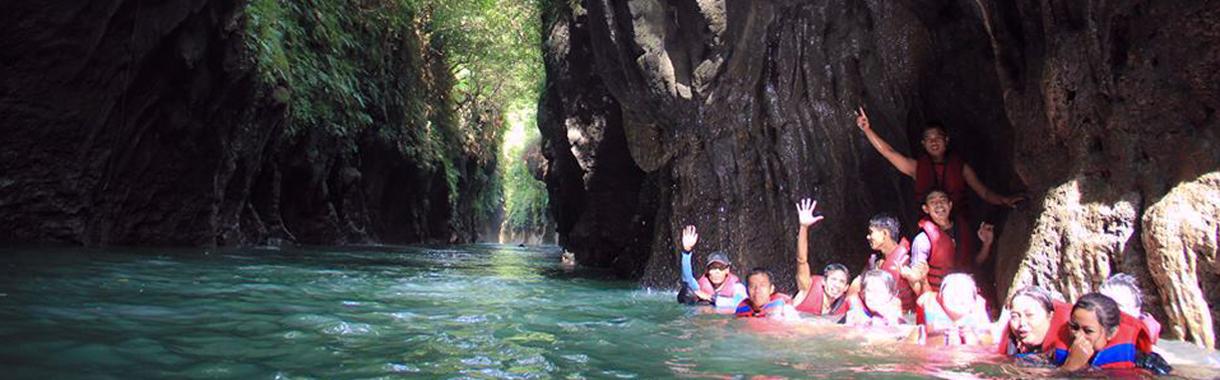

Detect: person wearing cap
677,225,748,309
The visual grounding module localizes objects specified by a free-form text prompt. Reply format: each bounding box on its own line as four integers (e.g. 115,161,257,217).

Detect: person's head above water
1069,293,1123,352
867,213,901,252
822,263,849,300
747,267,776,307
705,251,732,286
1007,285,1057,348
860,269,897,310
1099,273,1143,317
921,123,950,159
938,273,979,319
921,188,953,224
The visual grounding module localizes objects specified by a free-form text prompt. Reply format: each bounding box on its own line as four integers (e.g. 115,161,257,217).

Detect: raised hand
1001,195,1026,208
978,222,995,246
681,225,699,252
796,198,824,228
855,106,872,132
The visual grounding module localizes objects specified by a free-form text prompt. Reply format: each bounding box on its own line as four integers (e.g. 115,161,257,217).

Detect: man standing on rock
909,189,995,292
854,106,1023,222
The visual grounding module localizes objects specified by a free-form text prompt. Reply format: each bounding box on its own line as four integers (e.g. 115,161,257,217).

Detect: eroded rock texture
0,0,494,246
540,0,1219,347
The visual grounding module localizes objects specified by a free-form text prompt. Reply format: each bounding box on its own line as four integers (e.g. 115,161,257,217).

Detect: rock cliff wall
0,0,498,246
540,0,1220,348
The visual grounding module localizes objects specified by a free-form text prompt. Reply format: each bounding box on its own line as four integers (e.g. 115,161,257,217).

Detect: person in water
790,198,850,316
854,107,1023,215
996,285,1072,361
849,213,918,312
842,270,904,326
912,273,992,346
909,189,995,291
1055,293,1155,372
735,267,796,319
1099,273,1162,344
677,225,747,308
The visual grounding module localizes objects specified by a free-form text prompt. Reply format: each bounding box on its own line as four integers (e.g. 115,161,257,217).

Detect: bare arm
962,164,1023,207
856,107,917,178
795,198,824,293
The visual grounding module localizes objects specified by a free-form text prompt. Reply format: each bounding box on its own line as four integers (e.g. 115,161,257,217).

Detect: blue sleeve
715,283,748,309
680,251,700,291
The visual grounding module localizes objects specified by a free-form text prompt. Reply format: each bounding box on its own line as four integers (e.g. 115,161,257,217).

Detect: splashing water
0,244,1216,379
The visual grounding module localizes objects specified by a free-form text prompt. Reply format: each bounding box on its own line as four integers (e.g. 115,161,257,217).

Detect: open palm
796,198,824,227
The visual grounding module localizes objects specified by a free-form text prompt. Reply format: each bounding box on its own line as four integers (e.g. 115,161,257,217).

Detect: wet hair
1100,273,1143,310
822,263,849,278
922,187,950,205
939,273,978,294
923,122,948,138
868,213,901,242
747,267,773,286
1073,293,1123,335
860,269,897,296
1007,285,1055,313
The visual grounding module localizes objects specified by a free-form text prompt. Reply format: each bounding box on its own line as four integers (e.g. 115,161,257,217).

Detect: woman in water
913,273,992,346
842,270,904,327
791,198,850,316
677,225,747,309
1054,293,1155,371
995,286,1071,361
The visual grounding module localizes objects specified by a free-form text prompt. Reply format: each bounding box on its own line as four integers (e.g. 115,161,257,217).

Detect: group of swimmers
673,109,1172,374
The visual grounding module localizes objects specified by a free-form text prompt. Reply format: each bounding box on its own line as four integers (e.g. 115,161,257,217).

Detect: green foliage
500,110,548,230
243,0,549,236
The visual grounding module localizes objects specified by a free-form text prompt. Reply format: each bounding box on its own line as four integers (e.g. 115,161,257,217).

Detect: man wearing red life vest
856,213,918,312
908,189,995,292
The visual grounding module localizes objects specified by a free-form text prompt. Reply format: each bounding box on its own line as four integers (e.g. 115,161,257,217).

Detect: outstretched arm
856,107,917,178
795,198,825,293
962,164,1023,207
679,225,705,298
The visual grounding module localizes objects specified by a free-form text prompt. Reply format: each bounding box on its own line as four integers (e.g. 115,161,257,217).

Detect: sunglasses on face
707,264,728,271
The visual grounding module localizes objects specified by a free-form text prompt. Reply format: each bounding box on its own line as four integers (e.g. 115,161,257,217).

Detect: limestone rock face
1142,174,1220,349
541,0,1220,347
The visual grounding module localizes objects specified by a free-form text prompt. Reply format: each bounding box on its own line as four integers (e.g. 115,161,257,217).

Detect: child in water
1099,273,1161,344
842,270,905,326
912,273,992,346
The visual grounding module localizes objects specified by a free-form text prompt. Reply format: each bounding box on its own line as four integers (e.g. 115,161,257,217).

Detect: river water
0,244,1217,379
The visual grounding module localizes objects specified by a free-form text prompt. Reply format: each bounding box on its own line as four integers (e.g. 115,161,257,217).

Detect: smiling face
921,191,953,224
823,269,848,300
706,263,729,285
1009,295,1053,347
1069,308,1115,352
921,127,949,159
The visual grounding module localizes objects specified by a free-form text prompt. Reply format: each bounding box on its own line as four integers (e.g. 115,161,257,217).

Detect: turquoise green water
0,244,1216,379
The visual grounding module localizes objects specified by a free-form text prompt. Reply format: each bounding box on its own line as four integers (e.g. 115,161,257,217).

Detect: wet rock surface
540,0,1220,347
0,0,493,246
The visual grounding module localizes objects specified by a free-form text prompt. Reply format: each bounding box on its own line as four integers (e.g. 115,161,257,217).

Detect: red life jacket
1052,313,1153,369
915,154,967,207
997,300,1072,356
918,218,975,290
877,238,916,312
794,275,849,315
735,293,793,318
697,273,741,298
